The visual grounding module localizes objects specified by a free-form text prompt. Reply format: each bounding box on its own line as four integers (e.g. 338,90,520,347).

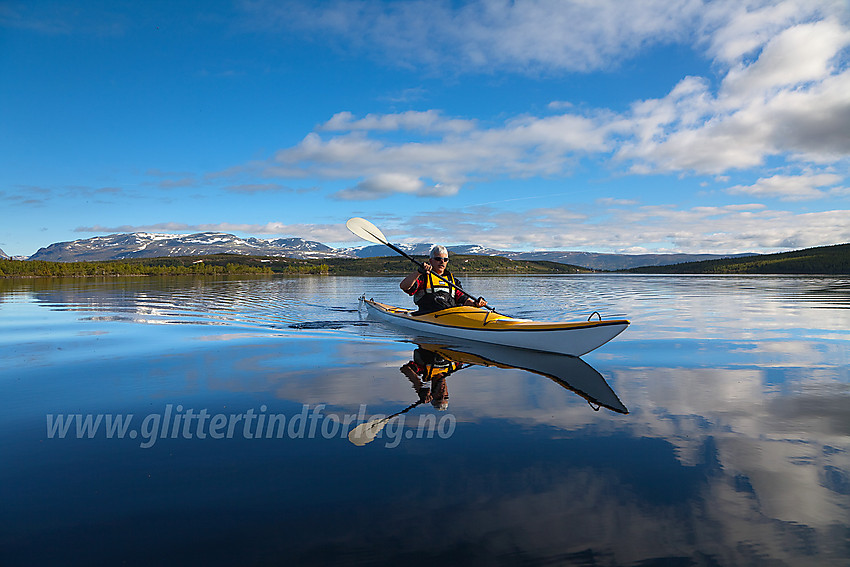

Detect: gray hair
429,245,448,259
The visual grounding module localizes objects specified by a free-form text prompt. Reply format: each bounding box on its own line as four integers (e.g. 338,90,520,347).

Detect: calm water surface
1,275,848,566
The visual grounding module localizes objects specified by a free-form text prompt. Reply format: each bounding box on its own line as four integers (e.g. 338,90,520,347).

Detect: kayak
362,298,629,357
412,338,628,414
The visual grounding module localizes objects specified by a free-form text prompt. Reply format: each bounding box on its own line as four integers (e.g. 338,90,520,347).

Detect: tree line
0,259,277,277
0,253,582,278
624,243,849,275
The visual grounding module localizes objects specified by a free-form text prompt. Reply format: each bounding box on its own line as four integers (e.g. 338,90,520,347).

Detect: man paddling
400,347,459,410
400,245,487,314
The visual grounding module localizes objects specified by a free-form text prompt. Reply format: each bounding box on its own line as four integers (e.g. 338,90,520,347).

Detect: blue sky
2,0,849,257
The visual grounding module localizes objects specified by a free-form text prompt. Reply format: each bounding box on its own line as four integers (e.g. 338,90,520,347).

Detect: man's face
429,254,448,273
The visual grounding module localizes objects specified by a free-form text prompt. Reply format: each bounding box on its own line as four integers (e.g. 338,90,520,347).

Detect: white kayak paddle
346,217,490,310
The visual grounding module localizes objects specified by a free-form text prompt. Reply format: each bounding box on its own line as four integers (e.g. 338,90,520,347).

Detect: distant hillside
625,243,850,275
31,232,758,270
1,254,588,278
9,244,847,277
345,243,751,270
0,248,8,260
497,250,755,270
28,232,346,262
318,255,588,275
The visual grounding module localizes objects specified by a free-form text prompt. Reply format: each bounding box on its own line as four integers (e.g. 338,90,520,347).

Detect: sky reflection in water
0,275,848,566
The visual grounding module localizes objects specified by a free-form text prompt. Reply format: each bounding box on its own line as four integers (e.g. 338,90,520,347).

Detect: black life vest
414,271,459,313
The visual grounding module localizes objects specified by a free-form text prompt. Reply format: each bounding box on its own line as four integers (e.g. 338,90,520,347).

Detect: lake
1,274,848,566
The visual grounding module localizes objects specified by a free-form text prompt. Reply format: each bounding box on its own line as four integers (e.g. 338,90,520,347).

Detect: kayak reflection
349,337,627,446
408,338,628,415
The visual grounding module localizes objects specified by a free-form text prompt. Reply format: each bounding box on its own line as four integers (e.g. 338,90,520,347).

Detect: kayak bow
363,298,629,357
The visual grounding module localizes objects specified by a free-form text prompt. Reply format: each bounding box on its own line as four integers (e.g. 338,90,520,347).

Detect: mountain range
28,232,344,263
26,232,753,271
345,243,753,270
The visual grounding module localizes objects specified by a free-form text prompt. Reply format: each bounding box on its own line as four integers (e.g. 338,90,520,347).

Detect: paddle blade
346,217,389,245
347,417,389,446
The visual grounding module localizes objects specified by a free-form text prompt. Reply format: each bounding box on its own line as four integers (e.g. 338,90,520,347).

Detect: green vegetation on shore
0,257,275,277
624,243,850,275
0,254,588,278
5,243,845,278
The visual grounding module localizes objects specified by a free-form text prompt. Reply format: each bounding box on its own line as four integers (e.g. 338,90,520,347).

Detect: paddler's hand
418,262,431,274
466,296,487,308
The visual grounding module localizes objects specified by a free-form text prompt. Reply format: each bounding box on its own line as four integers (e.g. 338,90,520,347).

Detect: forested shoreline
0,254,585,278
624,243,849,275
3,242,847,277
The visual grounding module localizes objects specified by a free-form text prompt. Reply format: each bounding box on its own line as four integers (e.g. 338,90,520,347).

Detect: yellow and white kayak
363,298,629,357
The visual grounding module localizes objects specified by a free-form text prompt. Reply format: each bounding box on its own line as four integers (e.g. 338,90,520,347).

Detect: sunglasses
431,257,448,262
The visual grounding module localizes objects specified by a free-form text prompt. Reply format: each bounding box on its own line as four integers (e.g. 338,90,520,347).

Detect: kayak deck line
362,298,630,357
368,300,630,332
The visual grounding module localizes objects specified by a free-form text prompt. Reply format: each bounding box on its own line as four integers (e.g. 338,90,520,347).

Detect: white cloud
221,0,850,252
253,3,849,195
616,13,850,174
332,172,459,200
726,172,844,200
699,0,845,65
395,203,850,253
243,0,705,73
320,110,475,134
268,110,617,199
721,19,850,97
245,0,849,78
74,198,850,252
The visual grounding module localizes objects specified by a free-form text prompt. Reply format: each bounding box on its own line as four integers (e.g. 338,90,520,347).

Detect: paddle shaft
366,399,423,429
346,217,489,309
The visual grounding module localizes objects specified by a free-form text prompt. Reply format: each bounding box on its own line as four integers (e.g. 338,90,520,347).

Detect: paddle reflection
349,338,627,446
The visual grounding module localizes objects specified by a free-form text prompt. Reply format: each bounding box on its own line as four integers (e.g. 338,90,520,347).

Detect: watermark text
45,404,455,449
